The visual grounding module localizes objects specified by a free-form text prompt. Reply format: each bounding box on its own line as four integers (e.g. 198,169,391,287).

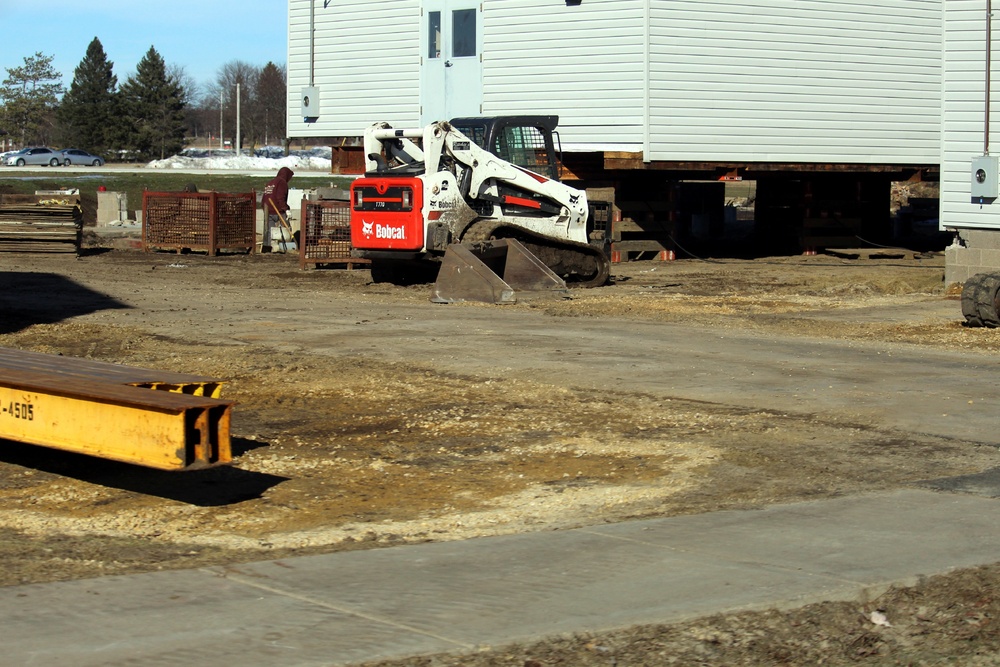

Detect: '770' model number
2,402,34,421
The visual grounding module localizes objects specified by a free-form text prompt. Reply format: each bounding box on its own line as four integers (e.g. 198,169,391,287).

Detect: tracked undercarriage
460,220,610,288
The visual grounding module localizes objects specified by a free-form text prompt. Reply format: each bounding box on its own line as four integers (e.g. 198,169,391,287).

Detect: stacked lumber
0,193,83,254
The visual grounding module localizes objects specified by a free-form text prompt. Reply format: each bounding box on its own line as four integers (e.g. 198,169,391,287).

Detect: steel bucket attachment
431,238,569,304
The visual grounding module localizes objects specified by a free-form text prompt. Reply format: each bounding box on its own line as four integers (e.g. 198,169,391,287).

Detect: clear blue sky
0,0,287,96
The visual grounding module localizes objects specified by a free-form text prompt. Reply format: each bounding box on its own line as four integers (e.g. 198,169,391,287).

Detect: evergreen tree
255,62,286,146
0,52,64,146
57,38,118,155
119,46,186,160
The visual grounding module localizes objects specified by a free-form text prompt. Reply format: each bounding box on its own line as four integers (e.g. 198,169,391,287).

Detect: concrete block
979,230,1000,250
96,191,127,227
981,248,1000,269
962,246,983,268
945,264,970,286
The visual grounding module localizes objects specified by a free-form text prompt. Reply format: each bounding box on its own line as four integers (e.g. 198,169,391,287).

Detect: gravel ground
2,247,999,664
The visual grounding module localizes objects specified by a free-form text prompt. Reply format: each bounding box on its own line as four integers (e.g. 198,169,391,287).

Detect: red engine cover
350,177,424,251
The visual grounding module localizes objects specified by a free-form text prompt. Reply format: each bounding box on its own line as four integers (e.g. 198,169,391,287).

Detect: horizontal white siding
288,0,942,167
482,0,647,149
648,0,941,164
941,1,1000,230
287,0,421,138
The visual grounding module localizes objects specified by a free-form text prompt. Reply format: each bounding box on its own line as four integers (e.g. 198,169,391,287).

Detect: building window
452,8,476,58
428,11,441,59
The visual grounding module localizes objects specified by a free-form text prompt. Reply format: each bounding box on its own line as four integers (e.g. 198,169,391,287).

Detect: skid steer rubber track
461,221,610,288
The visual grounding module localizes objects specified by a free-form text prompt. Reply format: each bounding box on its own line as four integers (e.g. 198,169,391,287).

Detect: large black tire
974,272,1000,328
962,273,987,327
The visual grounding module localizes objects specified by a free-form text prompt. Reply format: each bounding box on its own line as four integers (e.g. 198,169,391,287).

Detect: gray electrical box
972,155,999,199
301,87,320,119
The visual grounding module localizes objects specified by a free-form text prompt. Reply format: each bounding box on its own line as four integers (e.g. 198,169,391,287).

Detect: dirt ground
2,244,1000,665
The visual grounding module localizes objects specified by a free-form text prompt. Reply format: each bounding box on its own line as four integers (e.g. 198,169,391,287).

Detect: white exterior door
421,0,482,124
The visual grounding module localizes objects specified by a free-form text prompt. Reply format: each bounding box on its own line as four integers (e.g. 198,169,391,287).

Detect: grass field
0,171,355,224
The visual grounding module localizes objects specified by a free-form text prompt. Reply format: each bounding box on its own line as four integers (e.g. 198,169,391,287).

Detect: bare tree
167,64,197,106
187,89,221,149
168,64,212,147
208,60,258,151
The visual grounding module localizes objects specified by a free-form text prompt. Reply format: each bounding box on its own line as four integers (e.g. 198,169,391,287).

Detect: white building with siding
288,0,940,167
941,1,1000,284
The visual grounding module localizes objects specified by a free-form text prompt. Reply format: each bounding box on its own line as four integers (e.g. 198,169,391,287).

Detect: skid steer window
495,126,555,179
428,12,441,58
453,124,486,149
452,9,476,57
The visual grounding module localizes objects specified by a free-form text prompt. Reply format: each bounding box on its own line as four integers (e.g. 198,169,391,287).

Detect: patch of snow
146,146,333,171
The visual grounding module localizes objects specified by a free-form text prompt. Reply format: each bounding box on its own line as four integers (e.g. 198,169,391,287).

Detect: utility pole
236,83,241,156
219,90,224,151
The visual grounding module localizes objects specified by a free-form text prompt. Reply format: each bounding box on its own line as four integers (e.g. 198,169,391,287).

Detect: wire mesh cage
142,191,256,256
300,199,368,269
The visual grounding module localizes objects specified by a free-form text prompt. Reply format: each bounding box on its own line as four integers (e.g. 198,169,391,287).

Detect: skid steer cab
349,116,610,289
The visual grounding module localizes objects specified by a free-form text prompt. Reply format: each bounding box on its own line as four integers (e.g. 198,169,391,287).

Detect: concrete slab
213,529,837,644
2,569,451,667
587,490,1000,584
2,489,1000,667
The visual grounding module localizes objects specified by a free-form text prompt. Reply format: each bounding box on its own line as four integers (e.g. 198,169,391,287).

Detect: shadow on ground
0,271,129,334
0,437,286,506
920,467,1000,498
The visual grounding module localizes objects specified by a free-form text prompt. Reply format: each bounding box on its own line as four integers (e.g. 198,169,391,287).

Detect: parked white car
4,147,61,166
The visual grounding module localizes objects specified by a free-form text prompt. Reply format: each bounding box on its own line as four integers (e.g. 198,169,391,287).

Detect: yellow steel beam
0,350,233,471
0,348,226,398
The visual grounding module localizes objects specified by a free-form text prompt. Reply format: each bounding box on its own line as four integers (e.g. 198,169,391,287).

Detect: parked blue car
59,148,105,167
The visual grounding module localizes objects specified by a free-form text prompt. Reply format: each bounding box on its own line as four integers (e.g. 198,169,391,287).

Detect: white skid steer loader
349,117,610,302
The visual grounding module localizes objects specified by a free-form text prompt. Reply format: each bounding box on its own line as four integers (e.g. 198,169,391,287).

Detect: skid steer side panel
431,238,568,304
350,177,425,251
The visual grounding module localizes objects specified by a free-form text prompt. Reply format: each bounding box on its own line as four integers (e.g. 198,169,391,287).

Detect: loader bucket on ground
431,238,569,304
